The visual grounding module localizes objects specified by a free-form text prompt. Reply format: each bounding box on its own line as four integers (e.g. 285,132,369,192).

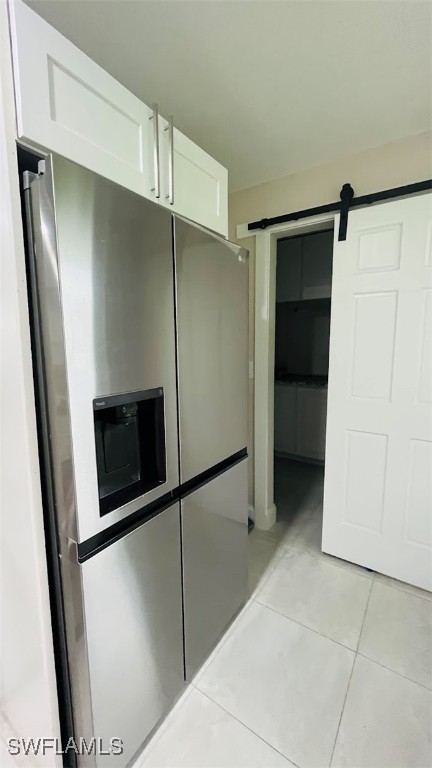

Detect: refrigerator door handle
150,103,161,199
164,115,174,206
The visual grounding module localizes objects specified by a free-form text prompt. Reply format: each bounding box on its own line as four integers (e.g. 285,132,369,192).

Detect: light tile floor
138,458,432,768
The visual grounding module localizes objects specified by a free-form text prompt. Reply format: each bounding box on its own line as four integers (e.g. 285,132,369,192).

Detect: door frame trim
237,213,336,530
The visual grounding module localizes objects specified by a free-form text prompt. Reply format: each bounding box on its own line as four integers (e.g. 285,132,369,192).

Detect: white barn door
322,193,432,591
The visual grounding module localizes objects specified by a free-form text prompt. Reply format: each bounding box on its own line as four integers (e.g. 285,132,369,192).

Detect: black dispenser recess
93,388,166,516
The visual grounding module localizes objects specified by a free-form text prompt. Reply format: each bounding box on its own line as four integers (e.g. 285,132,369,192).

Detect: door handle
150,104,160,199
164,115,174,206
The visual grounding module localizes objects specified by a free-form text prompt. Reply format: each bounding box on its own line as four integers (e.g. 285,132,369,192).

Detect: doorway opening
248,217,335,593
273,226,333,556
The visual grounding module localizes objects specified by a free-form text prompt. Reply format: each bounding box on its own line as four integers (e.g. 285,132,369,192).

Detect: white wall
0,3,60,762
229,131,432,233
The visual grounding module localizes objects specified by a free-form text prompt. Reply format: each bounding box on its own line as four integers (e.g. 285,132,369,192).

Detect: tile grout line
255,547,432,690
255,543,431,702
135,685,196,766
328,653,357,768
267,507,374,581
191,588,268,685
249,542,287,599
197,507,359,687
195,686,301,768
248,497,317,595
280,539,432,600
373,574,432,603
279,542,373,582
268,525,432,602
270,486,321,529
192,594,268,686
272,496,432,600
254,598,359,654
287,534,374,579
283,517,431,599
355,651,432,693
355,575,374,654
328,575,374,767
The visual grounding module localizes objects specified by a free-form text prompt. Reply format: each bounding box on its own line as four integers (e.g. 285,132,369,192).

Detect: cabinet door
296,387,328,460
172,128,228,237
301,231,333,299
274,385,297,454
10,1,157,201
276,238,302,302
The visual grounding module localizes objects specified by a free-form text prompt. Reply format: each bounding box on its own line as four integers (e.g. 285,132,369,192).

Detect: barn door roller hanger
247,180,432,241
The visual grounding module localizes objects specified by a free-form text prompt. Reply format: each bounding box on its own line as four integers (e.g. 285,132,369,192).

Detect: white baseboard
254,502,277,532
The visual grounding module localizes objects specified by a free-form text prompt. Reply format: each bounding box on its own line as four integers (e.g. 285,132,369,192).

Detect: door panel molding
323,193,432,591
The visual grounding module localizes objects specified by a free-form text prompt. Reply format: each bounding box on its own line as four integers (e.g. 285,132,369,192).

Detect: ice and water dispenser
93,388,166,515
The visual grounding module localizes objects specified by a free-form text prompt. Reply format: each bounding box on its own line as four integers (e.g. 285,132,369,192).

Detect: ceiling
25,0,432,191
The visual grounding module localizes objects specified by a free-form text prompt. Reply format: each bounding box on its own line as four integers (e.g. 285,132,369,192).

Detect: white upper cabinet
9,0,228,236
10,0,155,201
276,238,302,302
276,231,333,302
301,232,333,299
171,128,228,237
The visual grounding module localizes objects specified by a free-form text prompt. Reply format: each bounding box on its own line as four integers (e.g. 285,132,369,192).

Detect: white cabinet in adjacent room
274,383,328,461
276,238,302,302
274,385,297,455
301,232,333,299
296,387,328,461
276,230,333,303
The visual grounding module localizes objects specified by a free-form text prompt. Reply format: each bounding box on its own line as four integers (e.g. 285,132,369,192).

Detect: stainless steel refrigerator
23,153,248,766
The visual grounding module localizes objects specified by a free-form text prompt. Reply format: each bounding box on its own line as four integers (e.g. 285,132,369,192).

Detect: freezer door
72,502,185,766
28,155,179,543
182,459,248,680
174,217,248,482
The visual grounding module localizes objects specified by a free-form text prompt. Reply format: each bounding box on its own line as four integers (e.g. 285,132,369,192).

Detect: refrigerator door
174,217,249,482
181,459,248,680
67,502,185,766
28,155,179,543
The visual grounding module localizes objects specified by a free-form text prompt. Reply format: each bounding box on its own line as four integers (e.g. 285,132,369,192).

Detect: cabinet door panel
323,195,432,590
11,1,155,200
301,232,333,299
173,128,228,236
276,239,302,302
296,387,328,460
274,385,297,454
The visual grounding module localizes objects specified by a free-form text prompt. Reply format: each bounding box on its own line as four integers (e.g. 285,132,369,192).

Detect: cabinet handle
150,104,160,198
164,115,174,205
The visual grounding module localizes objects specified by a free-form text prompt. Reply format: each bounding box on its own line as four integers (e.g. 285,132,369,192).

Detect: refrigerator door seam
180,448,248,500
